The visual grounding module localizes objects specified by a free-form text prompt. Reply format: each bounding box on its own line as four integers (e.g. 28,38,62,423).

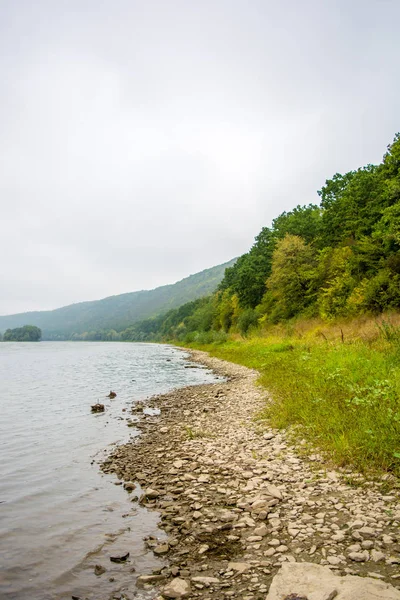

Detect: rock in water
109,552,129,563
91,403,105,413
94,564,106,576
107,391,117,398
162,577,191,598
266,563,400,600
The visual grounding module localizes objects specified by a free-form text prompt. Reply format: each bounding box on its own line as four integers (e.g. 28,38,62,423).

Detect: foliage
3,325,42,341
266,235,318,320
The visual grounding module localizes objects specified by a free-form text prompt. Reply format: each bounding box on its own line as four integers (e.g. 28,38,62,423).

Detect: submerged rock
94,564,106,576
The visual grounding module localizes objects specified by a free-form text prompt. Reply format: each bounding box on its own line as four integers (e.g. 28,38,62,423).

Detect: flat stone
266,562,400,600
191,576,220,585
253,524,268,537
144,488,160,499
359,526,377,539
162,578,191,598
154,543,169,555
198,474,210,483
137,574,166,586
371,549,386,563
348,551,369,562
264,484,283,500
383,534,394,545
227,562,251,574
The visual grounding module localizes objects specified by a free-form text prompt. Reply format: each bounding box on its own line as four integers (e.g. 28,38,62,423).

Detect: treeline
122,133,400,342
2,325,42,342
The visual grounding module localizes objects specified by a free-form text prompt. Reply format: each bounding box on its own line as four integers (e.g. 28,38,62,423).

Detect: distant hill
0,259,236,339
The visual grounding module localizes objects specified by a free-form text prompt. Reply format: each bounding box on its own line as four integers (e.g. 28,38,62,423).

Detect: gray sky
1,0,399,314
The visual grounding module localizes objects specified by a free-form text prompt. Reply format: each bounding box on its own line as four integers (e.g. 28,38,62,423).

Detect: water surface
0,342,219,600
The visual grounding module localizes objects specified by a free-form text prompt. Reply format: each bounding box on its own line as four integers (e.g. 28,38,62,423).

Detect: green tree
3,325,42,341
266,235,318,320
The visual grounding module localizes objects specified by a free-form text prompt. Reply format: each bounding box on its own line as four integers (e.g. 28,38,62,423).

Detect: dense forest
2,325,42,342
0,261,235,340
123,133,400,342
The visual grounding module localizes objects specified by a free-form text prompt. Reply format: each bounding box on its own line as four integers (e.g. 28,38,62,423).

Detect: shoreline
102,349,400,599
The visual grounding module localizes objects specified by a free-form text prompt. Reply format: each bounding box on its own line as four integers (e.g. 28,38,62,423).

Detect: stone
154,543,169,555
383,534,394,545
123,481,136,491
144,488,160,499
227,562,251,574
348,551,368,562
94,564,106,576
253,524,268,536
191,576,219,585
137,574,166,586
359,526,377,539
266,562,400,600
162,578,191,599
371,549,386,562
198,474,210,483
218,509,237,522
264,484,283,500
327,556,342,565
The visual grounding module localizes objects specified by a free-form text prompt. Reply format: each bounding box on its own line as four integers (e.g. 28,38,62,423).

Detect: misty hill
0,260,236,339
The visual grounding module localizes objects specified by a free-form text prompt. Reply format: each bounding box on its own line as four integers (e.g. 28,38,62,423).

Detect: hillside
123,132,400,342
0,259,236,339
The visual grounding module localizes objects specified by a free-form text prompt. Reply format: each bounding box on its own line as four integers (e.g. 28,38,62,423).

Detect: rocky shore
101,350,400,599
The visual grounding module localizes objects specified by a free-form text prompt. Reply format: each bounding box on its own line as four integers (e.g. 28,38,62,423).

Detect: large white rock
266,562,400,600
162,577,191,599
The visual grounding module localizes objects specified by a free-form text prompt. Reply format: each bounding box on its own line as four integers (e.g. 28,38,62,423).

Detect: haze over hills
0,260,236,339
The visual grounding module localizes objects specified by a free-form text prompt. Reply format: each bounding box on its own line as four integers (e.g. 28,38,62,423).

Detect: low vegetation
180,315,400,478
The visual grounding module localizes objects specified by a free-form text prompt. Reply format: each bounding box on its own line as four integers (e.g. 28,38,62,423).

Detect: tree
266,235,318,320
3,325,42,341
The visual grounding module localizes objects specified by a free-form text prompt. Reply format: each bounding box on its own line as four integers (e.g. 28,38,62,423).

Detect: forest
123,133,400,343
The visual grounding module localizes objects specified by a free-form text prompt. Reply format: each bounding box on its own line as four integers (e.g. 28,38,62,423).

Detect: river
0,342,220,600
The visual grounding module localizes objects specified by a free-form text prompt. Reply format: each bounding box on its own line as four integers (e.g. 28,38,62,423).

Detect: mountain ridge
0,259,236,338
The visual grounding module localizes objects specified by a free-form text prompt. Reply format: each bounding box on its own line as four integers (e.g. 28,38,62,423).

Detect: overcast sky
1,0,399,314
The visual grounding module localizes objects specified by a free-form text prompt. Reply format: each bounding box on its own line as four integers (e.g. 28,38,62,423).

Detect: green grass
182,332,400,477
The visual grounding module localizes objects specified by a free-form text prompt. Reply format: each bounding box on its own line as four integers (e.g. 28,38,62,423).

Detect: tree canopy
3,325,42,342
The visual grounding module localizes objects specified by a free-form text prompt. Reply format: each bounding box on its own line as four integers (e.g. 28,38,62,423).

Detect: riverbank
182,322,400,477
102,349,400,599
